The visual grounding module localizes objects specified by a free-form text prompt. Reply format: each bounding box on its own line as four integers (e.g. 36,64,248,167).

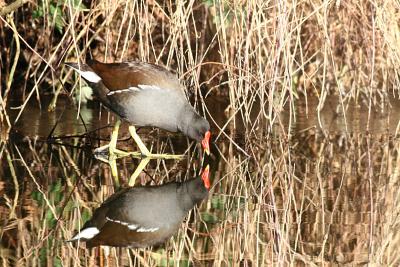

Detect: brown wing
87,59,184,95
86,220,175,248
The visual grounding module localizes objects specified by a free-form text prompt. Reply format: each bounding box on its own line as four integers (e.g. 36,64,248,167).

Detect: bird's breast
122,90,186,131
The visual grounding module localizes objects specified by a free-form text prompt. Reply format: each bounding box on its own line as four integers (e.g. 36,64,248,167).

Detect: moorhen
68,166,211,248
65,60,211,160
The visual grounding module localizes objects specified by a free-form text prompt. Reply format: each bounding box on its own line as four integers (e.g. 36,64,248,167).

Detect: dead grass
0,1,399,125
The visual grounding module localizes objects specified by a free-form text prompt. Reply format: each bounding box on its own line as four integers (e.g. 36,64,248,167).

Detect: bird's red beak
201,165,210,190
201,131,211,155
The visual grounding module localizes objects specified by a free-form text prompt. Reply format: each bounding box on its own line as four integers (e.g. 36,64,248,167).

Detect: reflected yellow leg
109,159,119,187
94,119,125,183
96,124,185,187
128,157,150,186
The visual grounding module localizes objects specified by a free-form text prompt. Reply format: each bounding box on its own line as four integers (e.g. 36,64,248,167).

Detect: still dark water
2,94,400,266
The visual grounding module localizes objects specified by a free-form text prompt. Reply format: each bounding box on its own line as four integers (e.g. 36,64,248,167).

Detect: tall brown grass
1,0,400,266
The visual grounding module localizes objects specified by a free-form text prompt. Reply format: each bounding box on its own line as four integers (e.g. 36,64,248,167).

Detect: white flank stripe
106,216,128,226
136,227,159,233
138,84,161,91
127,224,139,230
105,217,157,232
107,89,129,95
107,85,162,96
107,87,139,96
128,86,141,91
71,227,99,240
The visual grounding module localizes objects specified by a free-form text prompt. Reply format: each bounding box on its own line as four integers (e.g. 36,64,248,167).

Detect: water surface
1,94,400,266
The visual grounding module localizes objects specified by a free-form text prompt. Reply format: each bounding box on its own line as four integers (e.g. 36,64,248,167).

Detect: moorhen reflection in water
68,166,211,248
65,60,211,161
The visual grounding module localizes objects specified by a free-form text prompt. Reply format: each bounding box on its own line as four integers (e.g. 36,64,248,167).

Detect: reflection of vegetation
1,0,399,124
4,128,400,265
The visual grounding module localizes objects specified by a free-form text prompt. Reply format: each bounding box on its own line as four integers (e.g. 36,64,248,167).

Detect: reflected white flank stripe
136,227,159,232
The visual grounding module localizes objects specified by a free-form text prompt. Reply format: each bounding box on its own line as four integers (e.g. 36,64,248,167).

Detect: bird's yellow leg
108,119,121,158
128,126,184,159
128,125,150,156
109,119,133,159
94,119,131,159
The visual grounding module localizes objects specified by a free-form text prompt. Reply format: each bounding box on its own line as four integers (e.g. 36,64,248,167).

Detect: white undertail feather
68,64,102,83
70,227,100,241
78,70,102,83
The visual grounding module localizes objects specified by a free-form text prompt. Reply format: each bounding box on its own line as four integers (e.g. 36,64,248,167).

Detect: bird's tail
64,62,102,84
64,62,89,71
65,227,100,243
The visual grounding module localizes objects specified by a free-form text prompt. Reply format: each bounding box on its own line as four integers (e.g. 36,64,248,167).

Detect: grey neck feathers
177,104,198,136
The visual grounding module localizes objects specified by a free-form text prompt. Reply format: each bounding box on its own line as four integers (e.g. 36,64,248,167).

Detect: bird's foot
93,144,133,162
144,152,185,160
127,125,185,160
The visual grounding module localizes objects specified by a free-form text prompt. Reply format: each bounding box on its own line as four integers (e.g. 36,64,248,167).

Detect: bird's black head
178,107,211,154
187,115,210,142
178,166,210,211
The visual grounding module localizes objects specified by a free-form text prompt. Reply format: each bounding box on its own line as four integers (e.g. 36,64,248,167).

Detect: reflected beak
201,165,210,190
201,131,211,155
